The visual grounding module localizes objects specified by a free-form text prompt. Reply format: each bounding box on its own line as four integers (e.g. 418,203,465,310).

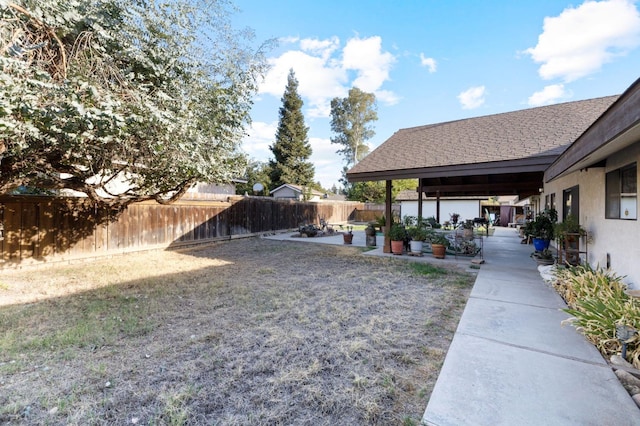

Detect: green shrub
555,265,640,367
386,223,406,241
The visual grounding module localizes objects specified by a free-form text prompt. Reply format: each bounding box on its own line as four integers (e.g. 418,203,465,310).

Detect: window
563,186,579,221
545,193,557,211
606,163,637,220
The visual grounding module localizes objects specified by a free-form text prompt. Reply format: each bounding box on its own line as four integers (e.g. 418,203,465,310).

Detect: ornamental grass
553,264,640,367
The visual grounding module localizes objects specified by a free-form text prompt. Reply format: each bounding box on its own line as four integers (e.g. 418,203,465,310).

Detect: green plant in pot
407,226,428,254
428,232,449,259
554,214,586,242
461,219,475,238
525,209,557,251
554,214,586,265
407,226,428,242
374,214,387,234
387,223,406,255
531,248,555,265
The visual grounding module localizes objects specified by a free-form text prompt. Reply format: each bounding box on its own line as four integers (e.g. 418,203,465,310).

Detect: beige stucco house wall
544,142,640,289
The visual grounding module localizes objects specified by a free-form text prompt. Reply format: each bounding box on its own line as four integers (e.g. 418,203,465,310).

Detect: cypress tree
269,69,314,189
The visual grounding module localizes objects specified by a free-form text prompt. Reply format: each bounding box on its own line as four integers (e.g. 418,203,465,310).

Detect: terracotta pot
431,243,446,259
343,233,353,244
391,240,404,255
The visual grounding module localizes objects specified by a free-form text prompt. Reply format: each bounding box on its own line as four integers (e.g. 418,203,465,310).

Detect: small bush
554,264,640,367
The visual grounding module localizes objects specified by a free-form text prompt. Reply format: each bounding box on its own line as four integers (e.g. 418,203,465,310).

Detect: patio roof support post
436,190,441,224
384,180,392,253
418,183,423,219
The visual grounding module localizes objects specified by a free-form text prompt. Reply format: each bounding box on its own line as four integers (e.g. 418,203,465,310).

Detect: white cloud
528,84,572,106
420,53,437,72
309,137,345,189
258,35,397,118
241,121,277,159
525,0,640,82
458,86,486,109
375,89,401,105
342,36,396,92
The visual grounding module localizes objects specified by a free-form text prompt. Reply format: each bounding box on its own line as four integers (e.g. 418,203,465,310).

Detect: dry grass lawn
0,237,474,425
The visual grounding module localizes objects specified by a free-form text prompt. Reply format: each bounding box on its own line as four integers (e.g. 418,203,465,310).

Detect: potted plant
424,216,441,229
374,214,387,234
461,219,475,239
531,248,555,265
428,232,449,259
524,209,557,251
554,214,586,265
387,223,406,255
449,212,460,227
407,226,427,254
343,226,353,244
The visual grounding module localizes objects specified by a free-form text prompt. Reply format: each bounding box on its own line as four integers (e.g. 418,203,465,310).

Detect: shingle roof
347,96,619,181
270,183,324,197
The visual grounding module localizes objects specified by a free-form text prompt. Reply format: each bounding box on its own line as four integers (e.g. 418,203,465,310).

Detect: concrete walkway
422,227,640,426
263,228,640,425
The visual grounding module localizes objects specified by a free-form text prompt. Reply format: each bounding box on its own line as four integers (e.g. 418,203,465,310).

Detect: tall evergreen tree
269,69,314,189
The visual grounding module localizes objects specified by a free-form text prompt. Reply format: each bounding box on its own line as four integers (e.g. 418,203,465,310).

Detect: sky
231,0,640,190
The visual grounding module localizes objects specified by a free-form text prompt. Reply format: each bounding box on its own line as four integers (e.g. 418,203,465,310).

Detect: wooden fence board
0,196,364,267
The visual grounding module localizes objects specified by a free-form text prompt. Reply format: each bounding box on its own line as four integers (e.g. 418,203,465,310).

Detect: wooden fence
0,195,364,268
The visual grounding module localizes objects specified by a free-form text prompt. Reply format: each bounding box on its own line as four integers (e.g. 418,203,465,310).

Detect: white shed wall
400,200,482,224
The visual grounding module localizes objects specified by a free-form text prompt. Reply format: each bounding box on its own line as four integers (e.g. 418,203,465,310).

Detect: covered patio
346,95,618,252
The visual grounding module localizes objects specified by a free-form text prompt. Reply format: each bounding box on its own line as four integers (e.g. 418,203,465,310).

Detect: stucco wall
400,200,482,224
544,142,640,288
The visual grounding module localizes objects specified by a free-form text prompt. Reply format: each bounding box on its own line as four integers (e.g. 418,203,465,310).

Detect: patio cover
346,96,619,199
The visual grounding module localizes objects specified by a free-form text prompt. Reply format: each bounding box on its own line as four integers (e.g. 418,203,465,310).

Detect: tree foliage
236,160,271,196
0,0,269,207
330,87,377,166
344,179,418,203
268,69,314,189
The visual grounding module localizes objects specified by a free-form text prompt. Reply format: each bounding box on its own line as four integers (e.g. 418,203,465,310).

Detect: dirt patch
0,237,474,425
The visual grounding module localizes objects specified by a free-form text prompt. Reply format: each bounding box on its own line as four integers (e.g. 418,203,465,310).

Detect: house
270,184,326,201
542,77,640,287
346,80,640,287
180,180,247,201
62,178,247,202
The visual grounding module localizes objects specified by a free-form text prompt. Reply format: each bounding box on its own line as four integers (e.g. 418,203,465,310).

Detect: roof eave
347,156,557,183
545,77,640,182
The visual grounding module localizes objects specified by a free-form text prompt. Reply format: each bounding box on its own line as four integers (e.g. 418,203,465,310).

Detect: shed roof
270,183,324,197
347,96,619,189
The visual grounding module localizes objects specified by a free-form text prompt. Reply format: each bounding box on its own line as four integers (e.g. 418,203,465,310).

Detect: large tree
236,160,271,196
330,87,378,201
330,87,377,167
0,0,268,207
268,69,314,189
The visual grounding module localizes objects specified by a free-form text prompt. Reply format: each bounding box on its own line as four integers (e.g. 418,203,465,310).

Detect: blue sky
232,0,640,189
